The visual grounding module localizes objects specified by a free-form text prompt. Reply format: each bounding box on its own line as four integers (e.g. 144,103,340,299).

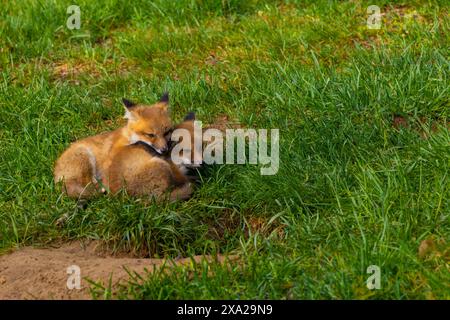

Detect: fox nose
160,145,169,154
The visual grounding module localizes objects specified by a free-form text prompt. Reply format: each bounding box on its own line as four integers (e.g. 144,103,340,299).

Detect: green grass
0,0,449,299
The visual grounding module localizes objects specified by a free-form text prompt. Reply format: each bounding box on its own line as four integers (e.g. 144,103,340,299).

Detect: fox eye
145,133,156,138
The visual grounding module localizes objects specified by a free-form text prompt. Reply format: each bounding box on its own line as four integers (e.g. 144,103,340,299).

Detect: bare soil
0,241,234,300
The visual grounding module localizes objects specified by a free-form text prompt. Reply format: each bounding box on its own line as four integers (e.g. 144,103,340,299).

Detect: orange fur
107,143,192,202
54,95,174,199
107,115,199,201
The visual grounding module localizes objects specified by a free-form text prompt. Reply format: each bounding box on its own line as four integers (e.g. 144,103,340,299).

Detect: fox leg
169,182,193,202
109,154,193,202
54,145,100,199
166,160,193,201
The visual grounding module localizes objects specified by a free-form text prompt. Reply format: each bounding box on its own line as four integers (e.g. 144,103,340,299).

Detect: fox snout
158,144,169,154
152,138,169,154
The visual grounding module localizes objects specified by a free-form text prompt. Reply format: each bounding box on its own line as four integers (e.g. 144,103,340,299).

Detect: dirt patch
392,114,409,130
0,241,236,300
418,236,449,260
391,114,449,139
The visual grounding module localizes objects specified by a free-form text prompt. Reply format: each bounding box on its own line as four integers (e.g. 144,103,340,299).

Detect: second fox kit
54,93,191,201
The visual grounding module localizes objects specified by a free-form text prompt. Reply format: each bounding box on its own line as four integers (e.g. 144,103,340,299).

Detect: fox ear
157,92,169,112
122,98,137,121
159,92,169,104
122,98,136,109
183,112,195,121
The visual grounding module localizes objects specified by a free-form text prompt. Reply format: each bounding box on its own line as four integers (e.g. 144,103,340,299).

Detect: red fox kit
168,112,203,175
107,112,201,201
54,93,173,199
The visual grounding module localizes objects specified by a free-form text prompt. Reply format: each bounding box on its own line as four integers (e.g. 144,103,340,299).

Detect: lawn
0,0,449,299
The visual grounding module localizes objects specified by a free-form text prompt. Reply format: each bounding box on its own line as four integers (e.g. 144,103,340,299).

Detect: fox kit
54,93,173,199
107,112,202,201
169,112,203,175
